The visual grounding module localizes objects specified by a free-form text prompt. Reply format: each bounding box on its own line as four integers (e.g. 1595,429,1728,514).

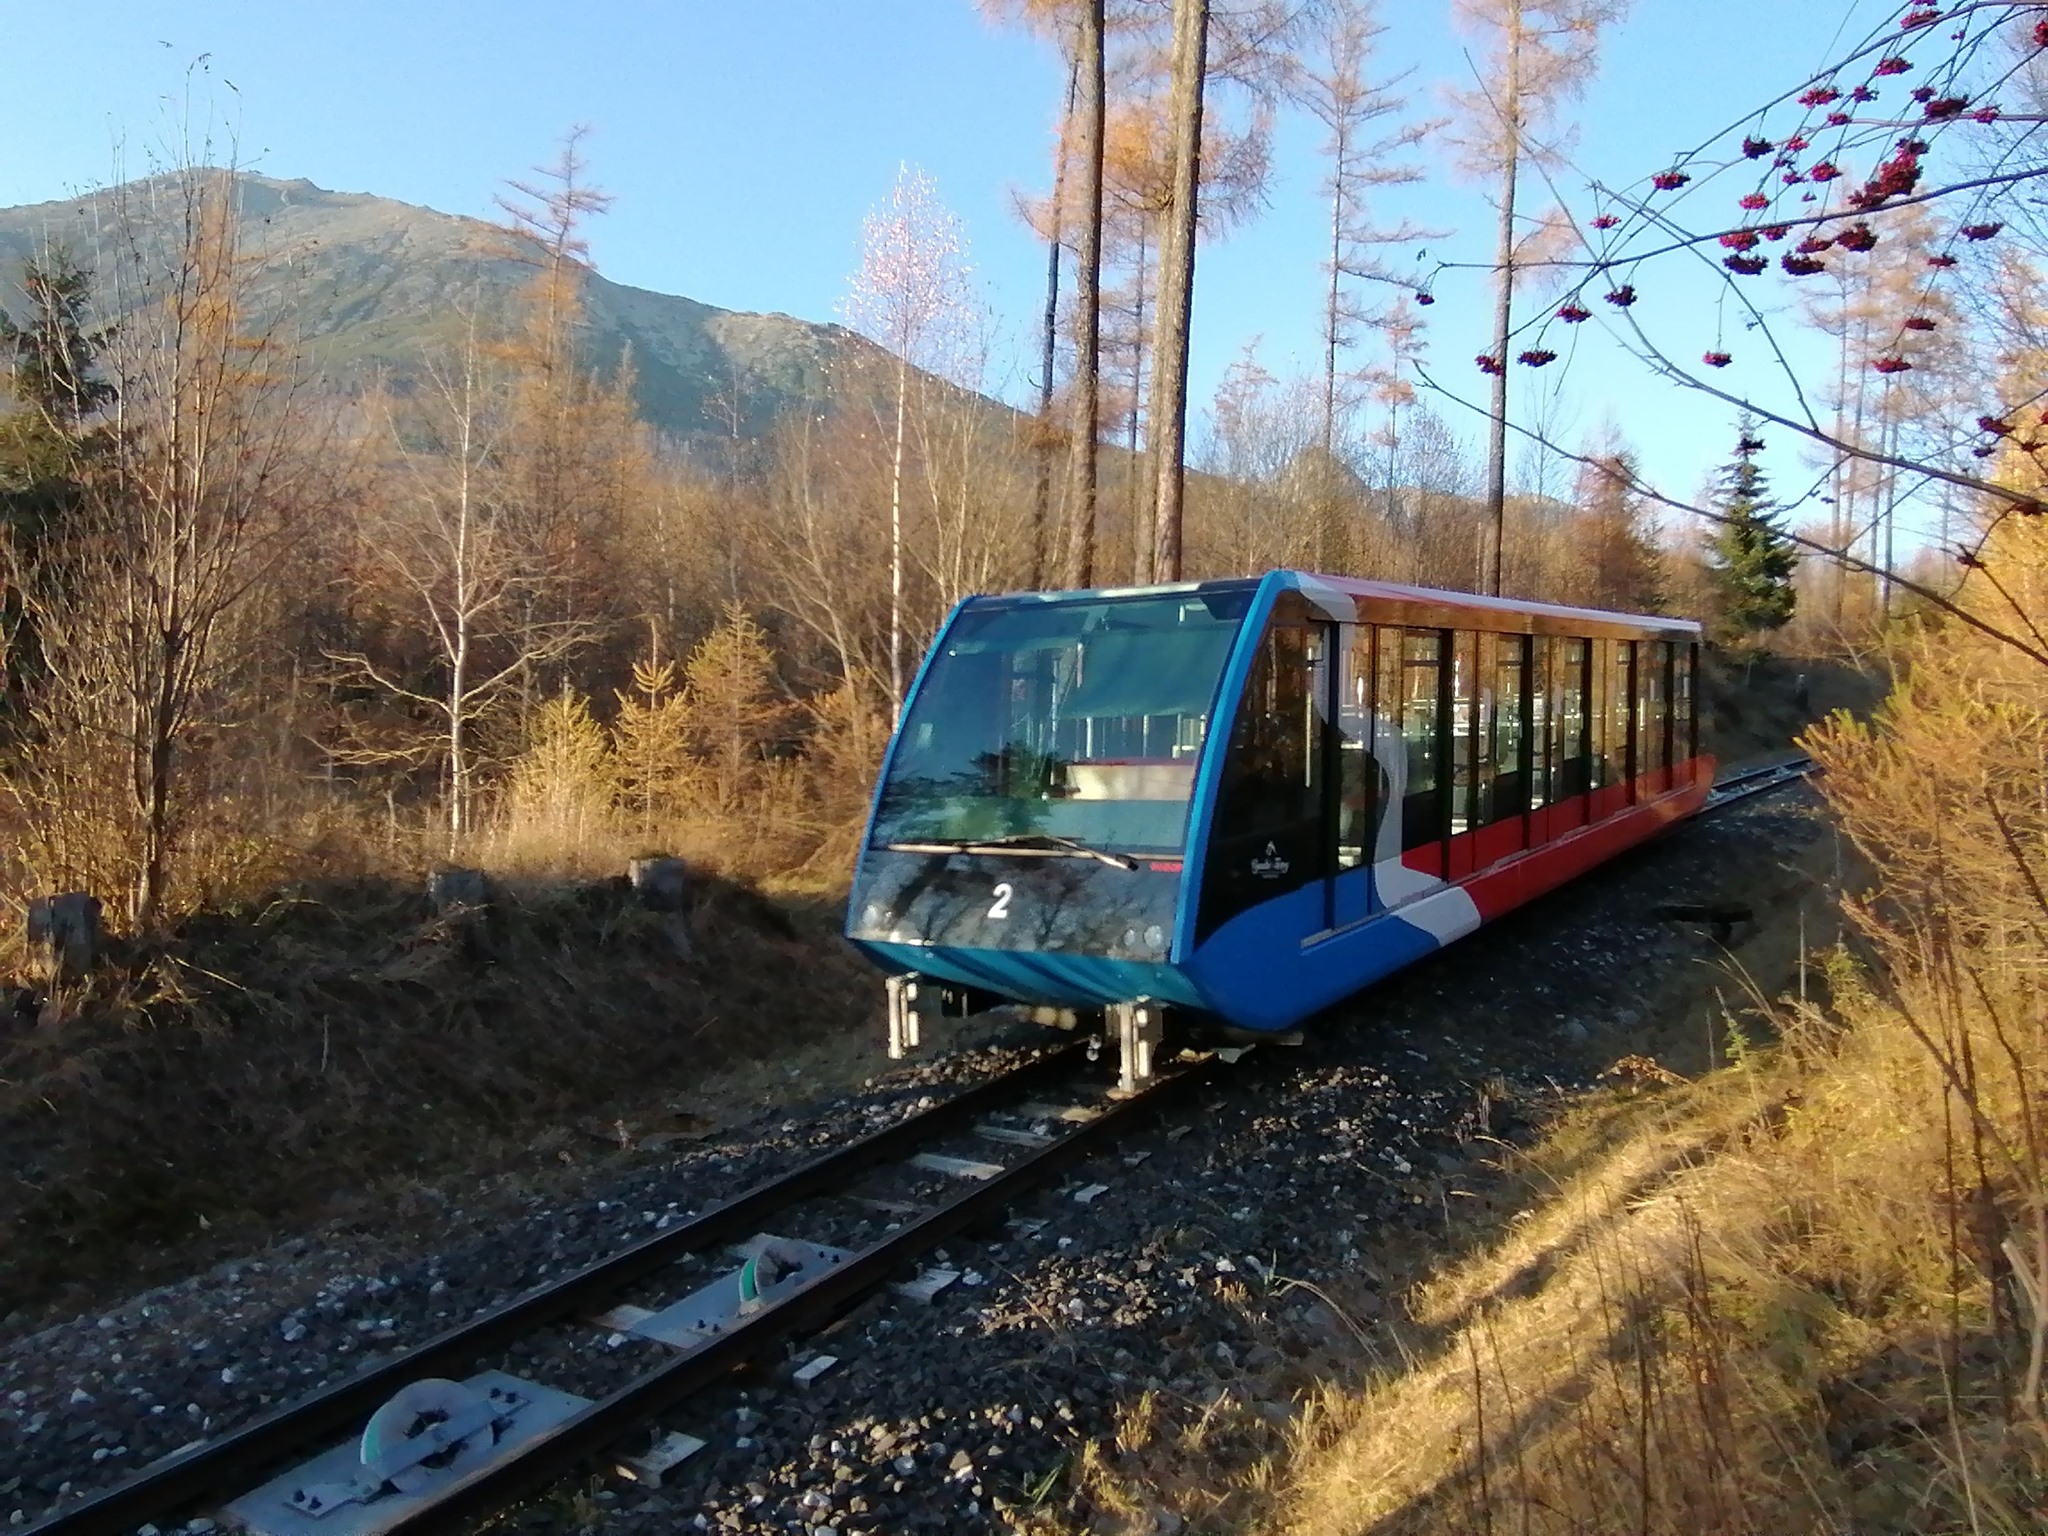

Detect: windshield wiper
884,833,1139,870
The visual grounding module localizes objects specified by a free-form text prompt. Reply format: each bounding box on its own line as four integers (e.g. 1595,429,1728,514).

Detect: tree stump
427,867,491,915
426,867,495,961
27,893,102,985
628,856,694,960
628,856,689,913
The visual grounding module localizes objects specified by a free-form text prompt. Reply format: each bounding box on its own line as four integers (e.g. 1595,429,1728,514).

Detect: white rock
68,1388,91,1406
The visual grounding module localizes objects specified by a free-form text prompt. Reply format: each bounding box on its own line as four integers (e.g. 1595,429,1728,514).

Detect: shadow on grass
0,866,871,1324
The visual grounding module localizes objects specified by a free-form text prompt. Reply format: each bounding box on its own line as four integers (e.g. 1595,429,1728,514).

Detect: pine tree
611,637,696,839
0,246,112,550
0,248,114,712
1707,420,1797,648
507,688,615,854
677,603,792,820
1570,444,1663,614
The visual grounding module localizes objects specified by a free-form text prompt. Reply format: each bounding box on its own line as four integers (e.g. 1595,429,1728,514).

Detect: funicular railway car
845,570,1711,1088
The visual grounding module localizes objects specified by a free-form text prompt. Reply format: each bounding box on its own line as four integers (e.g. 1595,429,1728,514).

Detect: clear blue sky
3,0,1898,536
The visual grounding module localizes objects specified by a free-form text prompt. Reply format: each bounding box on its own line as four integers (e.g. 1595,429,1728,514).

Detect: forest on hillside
0,0,2038,930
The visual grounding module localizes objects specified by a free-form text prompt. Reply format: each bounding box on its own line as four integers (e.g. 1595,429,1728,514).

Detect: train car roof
962,570,1701,643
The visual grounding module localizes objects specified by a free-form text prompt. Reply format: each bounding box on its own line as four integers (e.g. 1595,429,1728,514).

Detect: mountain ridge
0,170,897,446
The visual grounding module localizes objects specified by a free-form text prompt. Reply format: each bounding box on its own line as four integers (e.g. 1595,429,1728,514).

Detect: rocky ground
0,782,1833,1535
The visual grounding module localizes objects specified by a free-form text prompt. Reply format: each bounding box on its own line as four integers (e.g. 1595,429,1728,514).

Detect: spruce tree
0,246,112,545
1707,419,1796,647
0,247,112,709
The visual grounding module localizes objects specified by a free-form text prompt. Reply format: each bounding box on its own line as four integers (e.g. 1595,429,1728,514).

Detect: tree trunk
1319,128,1349,575
1127,225,1149,566
1031,52,1080,590
1323,129,1347,459
1484,0,1523,599
1142,0,1210,586
889,351,909,722
1061,0,1107,591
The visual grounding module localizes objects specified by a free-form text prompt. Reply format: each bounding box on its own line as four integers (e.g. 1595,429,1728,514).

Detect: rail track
21,757,1817,1536
1703,753,1816,811
23,1039,1222,1536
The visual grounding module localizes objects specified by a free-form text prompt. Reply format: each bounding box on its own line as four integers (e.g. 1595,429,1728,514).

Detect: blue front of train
845,575,1274,1014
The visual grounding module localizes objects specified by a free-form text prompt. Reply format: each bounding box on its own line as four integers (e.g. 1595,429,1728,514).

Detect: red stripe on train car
1467,765,1713,921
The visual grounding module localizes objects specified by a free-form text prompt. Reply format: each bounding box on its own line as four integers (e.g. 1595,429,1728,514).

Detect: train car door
1196,607,1332,944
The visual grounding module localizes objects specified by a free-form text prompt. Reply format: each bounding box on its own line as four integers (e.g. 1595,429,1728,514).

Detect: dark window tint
1676,643,1698,763
1602,640,1635,792
1462,632,1490,832
1639,641,1671,785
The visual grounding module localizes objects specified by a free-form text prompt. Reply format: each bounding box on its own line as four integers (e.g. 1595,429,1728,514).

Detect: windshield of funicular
871,588,1252,857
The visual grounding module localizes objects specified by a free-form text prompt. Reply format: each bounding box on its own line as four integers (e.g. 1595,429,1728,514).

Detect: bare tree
1445,0,1628,595
840,165,976,719
1140,0,1212,584
1298,0,1433,458
8,163,320,926
330,320,587,847
1064,0,1110,587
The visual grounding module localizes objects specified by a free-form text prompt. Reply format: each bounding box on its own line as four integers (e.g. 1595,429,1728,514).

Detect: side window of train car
1336,625,1380,870
1465,632,1495,830
1452,631,1481,834
1489,633,1530,823
1552,637,1592,798
1605,640,1636,795
1677,642,1698,766
1529,637,1551,810
1199,620,1330,935
1581,638,1597,786
1646,641,1673,788
1396,629,1447,853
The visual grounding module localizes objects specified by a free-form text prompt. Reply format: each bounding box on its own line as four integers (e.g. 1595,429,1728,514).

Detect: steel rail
1704,755,1816,811
385,1051,1226,1531
23,1041,1092,1536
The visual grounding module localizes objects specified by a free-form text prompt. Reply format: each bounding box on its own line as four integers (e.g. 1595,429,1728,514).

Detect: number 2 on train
987,882,1014,920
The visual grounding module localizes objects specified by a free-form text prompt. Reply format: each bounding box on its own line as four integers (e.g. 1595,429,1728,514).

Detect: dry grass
1259,973,2044,1536
0,857,871,1321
